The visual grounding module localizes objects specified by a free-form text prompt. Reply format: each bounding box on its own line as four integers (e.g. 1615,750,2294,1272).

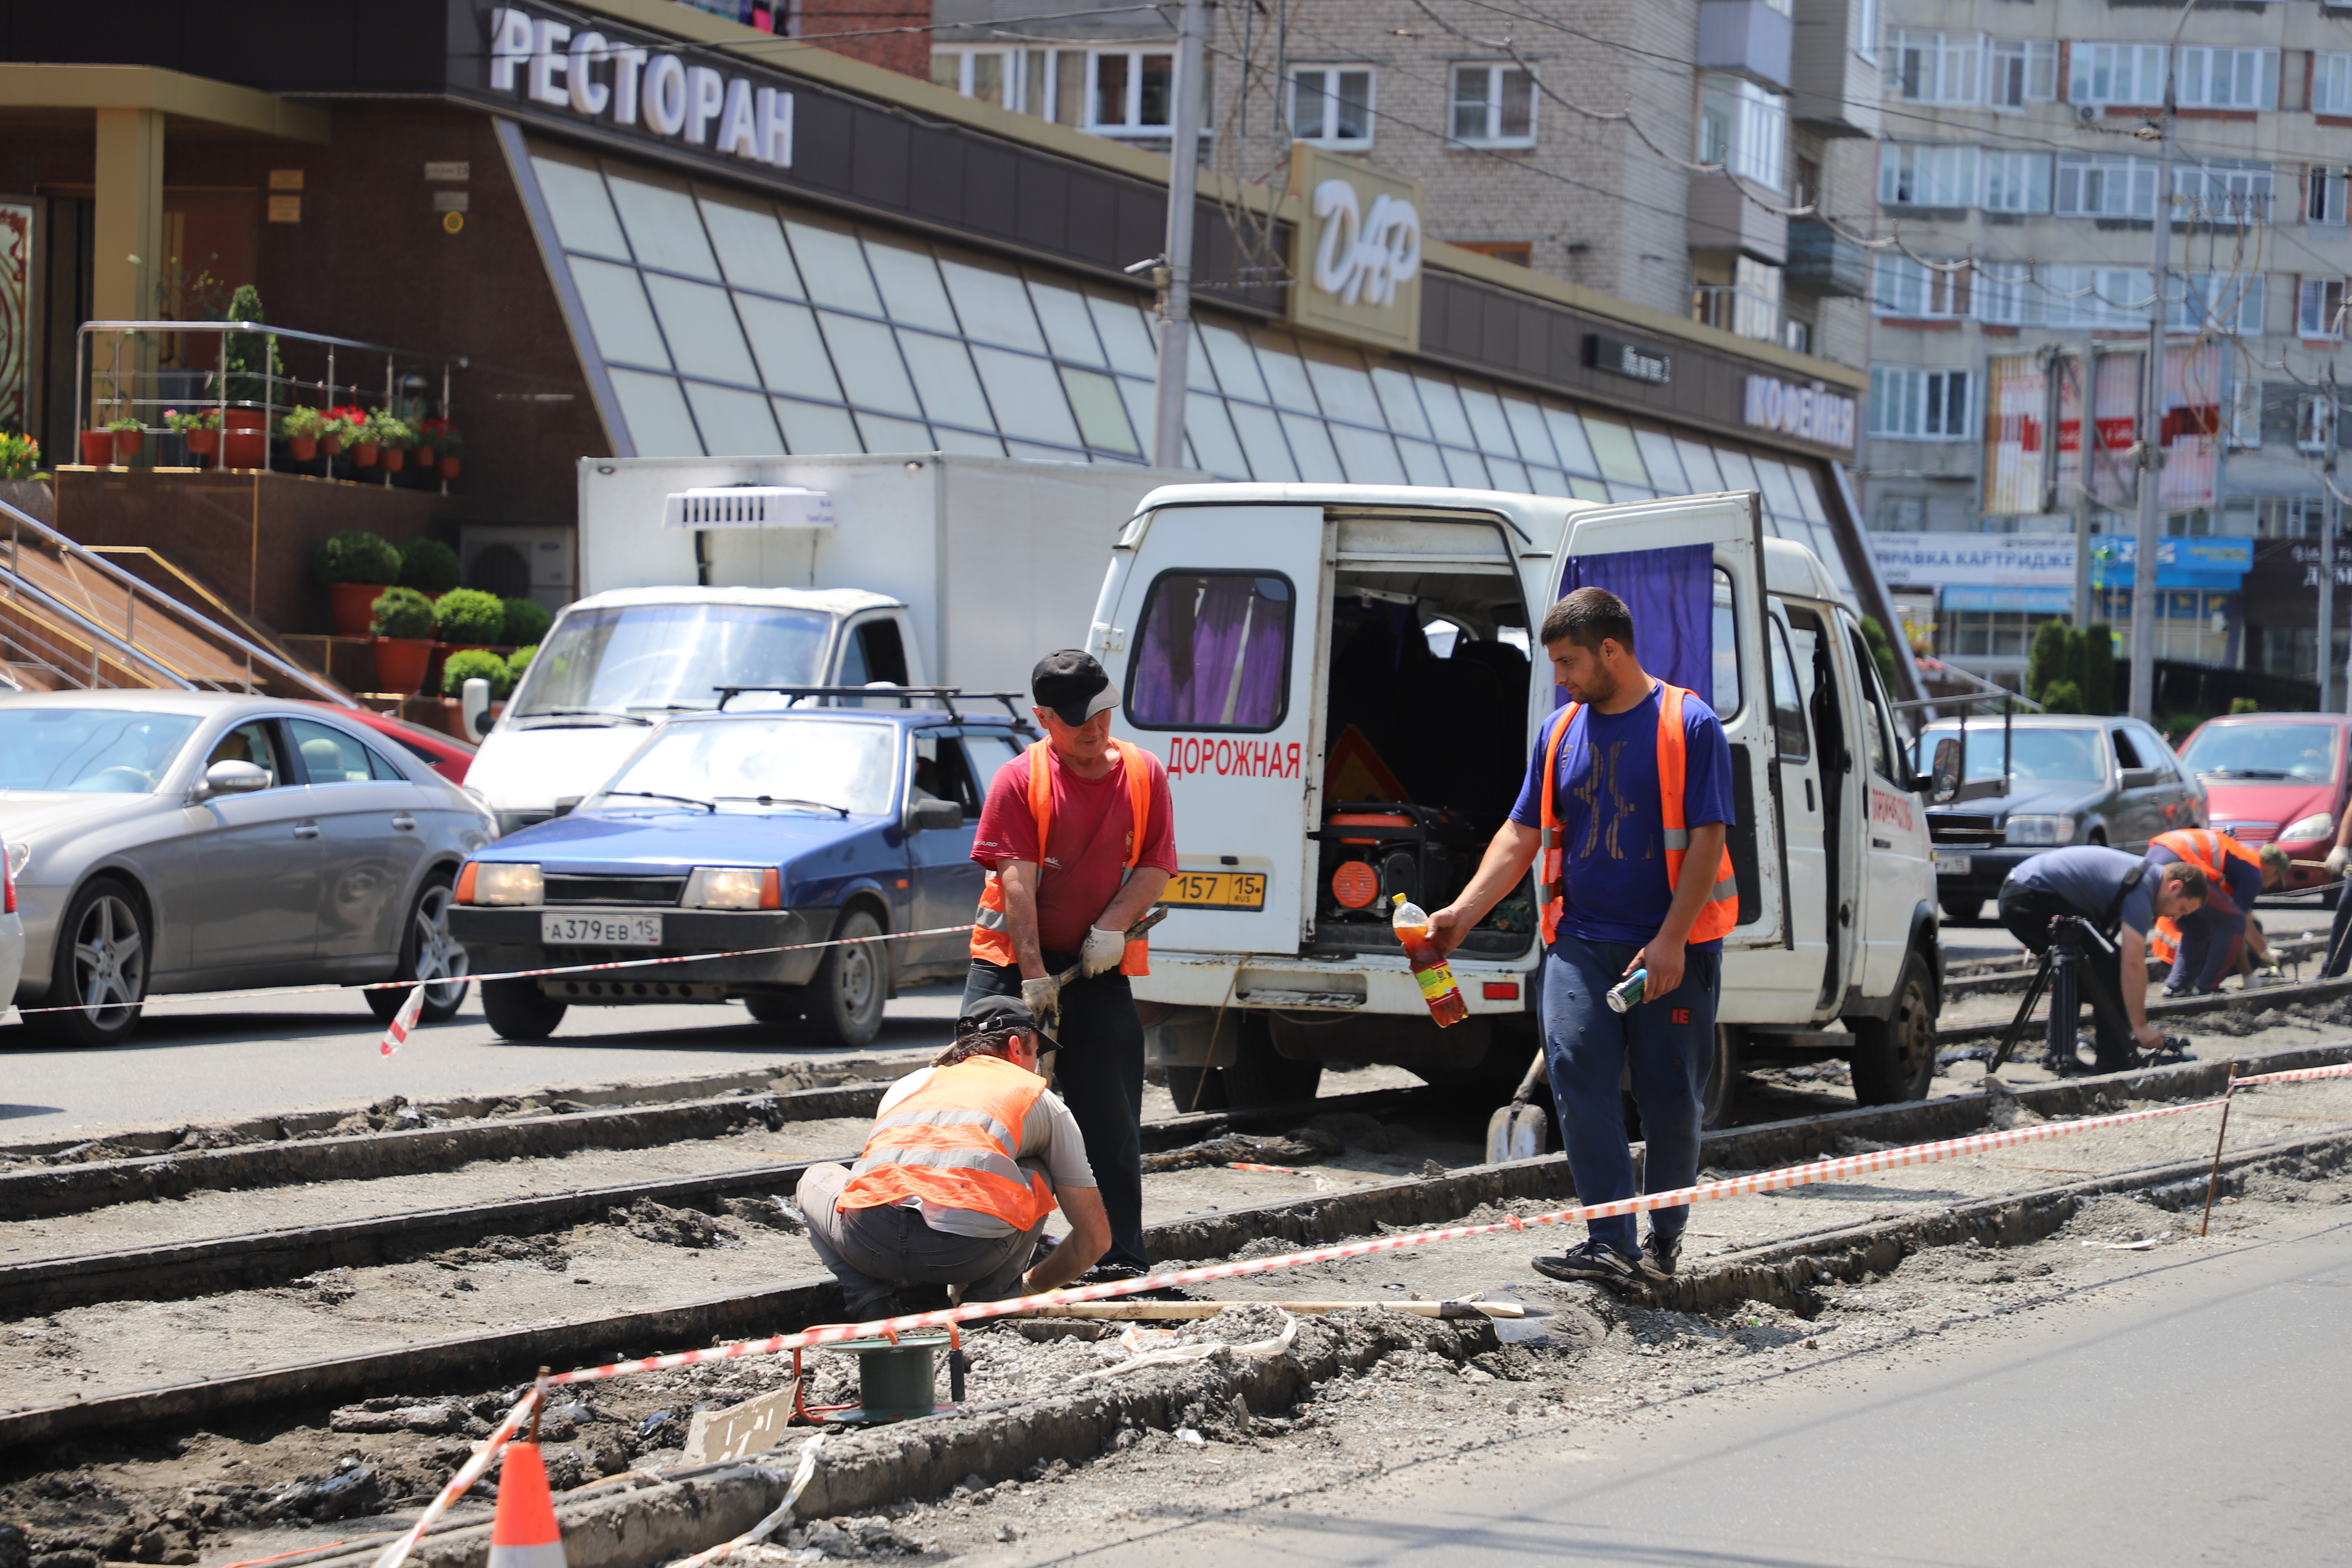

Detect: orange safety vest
2147,828,2259,963
835,1055,1060,1230
970,739,1153,975
1537,682,1739,948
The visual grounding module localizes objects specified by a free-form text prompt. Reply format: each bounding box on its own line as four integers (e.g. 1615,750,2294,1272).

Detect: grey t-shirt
874,1066,1097,1238
2006,845,2156,934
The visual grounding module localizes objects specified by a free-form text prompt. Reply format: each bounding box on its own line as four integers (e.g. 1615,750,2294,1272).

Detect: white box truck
1086,482,1942,1123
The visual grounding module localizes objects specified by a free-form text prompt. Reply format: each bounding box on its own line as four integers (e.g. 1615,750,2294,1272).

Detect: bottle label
1415,963,1459,1002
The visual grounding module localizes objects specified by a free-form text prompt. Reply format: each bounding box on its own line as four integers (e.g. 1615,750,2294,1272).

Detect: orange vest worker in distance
960,650,1176,1283
2144,827,2285,995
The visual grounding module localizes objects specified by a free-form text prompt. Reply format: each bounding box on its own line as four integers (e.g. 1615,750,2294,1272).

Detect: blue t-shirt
1507,682,1738,951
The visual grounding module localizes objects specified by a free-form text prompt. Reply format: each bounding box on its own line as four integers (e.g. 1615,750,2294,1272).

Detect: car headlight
2005,815,2076,847
684,866,779,910
2283,813,2335,844
463,862,544,905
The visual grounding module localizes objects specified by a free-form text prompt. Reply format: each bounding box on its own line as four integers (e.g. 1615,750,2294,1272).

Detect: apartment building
1861,0,2352,694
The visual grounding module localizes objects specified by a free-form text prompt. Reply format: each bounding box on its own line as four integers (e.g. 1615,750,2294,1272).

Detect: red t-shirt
971,744,1178,955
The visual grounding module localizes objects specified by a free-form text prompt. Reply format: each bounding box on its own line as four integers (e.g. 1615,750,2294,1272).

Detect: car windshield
592,717,900,816
2178,722,2334,783
509,603,834,718
1917,724,2105,784
0,709,202,793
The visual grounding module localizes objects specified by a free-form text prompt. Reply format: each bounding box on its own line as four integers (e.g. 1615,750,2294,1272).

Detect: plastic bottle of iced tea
1391,894,1469,1027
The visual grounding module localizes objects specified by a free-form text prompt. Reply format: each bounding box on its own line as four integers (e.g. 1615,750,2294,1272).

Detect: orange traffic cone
488,1441,565,1568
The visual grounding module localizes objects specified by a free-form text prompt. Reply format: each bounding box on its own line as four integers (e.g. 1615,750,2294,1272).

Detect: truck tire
742,992,798,1025
1166,1065,1228,1113
1940,897,1980,926
1848,952,1939,1104
1221,1013,1322,1108
1700,1025,1738,1129
482,978,567,1041
801,908,887,1048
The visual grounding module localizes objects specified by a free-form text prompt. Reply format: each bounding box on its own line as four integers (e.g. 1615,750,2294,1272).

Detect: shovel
1036,906,1169,1042
1484,1045,1553,1164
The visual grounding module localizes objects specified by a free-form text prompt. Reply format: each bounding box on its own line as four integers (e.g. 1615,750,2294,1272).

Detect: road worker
2144,829,2286,995
963,650,1175,1284
1998,848,2206,1073
795,995,1109,1317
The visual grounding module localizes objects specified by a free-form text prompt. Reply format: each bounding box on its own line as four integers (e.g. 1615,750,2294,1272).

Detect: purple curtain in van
1555,544,1713,707
1129,574,1290,727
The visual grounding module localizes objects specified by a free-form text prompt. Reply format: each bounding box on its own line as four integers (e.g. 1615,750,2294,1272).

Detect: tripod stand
1986,915,2139,1075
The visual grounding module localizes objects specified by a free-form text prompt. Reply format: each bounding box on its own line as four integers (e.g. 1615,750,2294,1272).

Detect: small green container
818,1332,952,1423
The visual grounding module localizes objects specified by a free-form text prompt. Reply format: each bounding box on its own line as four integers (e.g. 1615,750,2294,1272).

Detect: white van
1089,483,1940,1121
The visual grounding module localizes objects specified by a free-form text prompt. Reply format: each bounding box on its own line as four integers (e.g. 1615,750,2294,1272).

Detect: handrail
0,493,352,706
81,320,469,366
0,558,200,693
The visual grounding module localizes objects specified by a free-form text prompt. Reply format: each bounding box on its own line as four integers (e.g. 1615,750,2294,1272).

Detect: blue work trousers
1541,933,1722,1256
2169,903,2247,994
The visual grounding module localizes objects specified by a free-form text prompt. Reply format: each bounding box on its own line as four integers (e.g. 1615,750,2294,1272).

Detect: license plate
540,912,663,946
1162,871,1267,910
1932,852,1971,876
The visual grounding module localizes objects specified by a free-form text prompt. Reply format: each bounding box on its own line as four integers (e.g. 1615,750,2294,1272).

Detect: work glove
1020,975,1061,1019
1080,925,1127,979
2328,845,2351,878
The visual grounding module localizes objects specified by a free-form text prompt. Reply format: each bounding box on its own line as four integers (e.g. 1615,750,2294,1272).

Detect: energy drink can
1605,969,1647,1014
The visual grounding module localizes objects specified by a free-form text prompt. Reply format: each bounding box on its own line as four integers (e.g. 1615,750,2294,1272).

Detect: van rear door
1102,504,1324,957
1557,493,1786,950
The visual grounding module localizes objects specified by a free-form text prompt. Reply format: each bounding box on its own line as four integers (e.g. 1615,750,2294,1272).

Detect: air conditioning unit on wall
460,525,576,614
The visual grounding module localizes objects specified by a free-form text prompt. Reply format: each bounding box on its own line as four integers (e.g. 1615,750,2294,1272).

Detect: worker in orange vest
2144,828,2287,995
963,650,1175,1283
1430,587,1736,1292
796,995,1110,1317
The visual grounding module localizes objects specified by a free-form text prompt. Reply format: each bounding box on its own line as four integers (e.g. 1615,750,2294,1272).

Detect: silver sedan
1,692,497,1047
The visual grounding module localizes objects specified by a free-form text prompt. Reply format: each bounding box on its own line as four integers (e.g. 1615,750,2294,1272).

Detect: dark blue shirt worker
1431,587,1736,1291
1997,847,2205,1073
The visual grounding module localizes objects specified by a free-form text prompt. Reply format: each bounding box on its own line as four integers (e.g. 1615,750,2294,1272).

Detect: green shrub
0,432,39,480
501,597,553,647
432,586,505,643
508,644,537,680
2076,624,2116,716
2037,678,2083,715
2026,621,2076,706
442,647,514,698
220,285,283,405
2230,696,2260,715
317,530,401,586
398,537,460,595
369,585,434,639
1857,616,1899,691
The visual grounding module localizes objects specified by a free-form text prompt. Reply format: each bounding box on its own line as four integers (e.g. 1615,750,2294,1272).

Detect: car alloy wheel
367,876,472,1024
71,891,144,1026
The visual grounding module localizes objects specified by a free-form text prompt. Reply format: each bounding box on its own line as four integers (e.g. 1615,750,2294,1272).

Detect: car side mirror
1928,738,1962,805
199,759,270,799
2121,767,2160,790
909,797,965,832
461,677,495,744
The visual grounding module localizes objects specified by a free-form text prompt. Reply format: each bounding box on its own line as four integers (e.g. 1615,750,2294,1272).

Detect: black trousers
1997,883,2134,1067
962,955,1148,1272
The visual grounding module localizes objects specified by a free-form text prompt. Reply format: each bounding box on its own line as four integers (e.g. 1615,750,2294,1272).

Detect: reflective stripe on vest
835,1055,1059,1229
1537,682,1740,947
2150,828,2259,886
971,739,1154,975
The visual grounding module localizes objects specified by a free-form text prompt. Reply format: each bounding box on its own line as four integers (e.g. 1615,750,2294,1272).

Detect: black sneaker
1531,1239,1642,1288
1638,1231,1681,1282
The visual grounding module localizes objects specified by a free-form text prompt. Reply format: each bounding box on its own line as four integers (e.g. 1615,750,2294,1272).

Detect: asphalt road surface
1074,1206,2352,1567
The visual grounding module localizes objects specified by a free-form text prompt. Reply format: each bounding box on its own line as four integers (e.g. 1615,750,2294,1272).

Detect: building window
2318,54,2352,116
1288,66,1374,147
1698,74,1788,189
2298,394,2337,452
2067,43,2167,108
1878,143,1978,207
1871,255,1973,320
1977,262,2034,325
1983,150,2052,213
2311,167,2350,226
1988,40,2058,108
2039,265,2154,330
2173,162,2272,226
1876,493,1927,530
1451,239,1533,266
1783,317,1813,354
931,47,1022,110
2054,153,2158,218
1869,366,1974,439
1890,32,1981,103
1451,63,1536,146
1852,0,1880,61
1089,50,1174,134
2227,381,2263,449
2298,278,2347,338
2172,272,2265,335
2174,47,2277,110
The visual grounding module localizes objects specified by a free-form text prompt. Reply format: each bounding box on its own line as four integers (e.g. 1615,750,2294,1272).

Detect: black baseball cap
957,993,1047,1042
1032,649,1117,728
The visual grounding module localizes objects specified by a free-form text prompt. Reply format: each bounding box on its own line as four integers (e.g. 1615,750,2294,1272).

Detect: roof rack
711,685,1032,724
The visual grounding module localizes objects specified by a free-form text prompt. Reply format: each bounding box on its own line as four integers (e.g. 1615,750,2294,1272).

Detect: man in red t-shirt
964,650,1175,1277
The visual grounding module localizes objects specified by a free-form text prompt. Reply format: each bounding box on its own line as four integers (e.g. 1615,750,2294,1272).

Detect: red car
2175,714,2350,895
308,701,477,785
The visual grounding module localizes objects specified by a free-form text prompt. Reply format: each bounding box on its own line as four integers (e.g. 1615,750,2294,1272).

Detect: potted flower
277,406,328,463
315,529,402,638
78,427,113,467
439,647,516,737
369,411,414,476
320,406,366,458
369,585,436,692
399,537,461,599
104,418,144,465
0,432,39,481
430,422,465,481
164,408,223,461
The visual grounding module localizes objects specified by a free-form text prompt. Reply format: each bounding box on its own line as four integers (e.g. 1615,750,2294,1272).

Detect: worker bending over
796,996,1109,1318
2144,828,2286,995
1998,847,2206,1074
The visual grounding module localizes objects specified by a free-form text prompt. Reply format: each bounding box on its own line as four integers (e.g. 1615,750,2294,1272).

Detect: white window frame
2172,272,2265,334
1878,143,1979,207
2174,47,2277,110
2173,162,2273,227
1450,62,1537,147
1977,261,2036,325
931,47,1024,111
2226,379,2262,449
1287,64,1375,149
1852,0,1881,62
1982,149,2051,213
2055,153,2158,218
2299,277,2348,339
1869,365,1975,441
1700,73,1788,189
1086,48,1176,135
1890,31,1983,104
1871,255,1973,320
1988,39,2058,109
2068,42,2167,108
2039,265,2152,330
2318,54,2352,116
2312,166,2350,226
2298,393,2336,453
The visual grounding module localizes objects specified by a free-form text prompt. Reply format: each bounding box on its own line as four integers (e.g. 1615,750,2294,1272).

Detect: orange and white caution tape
372,1385,540,1568
2233,1061,2352,1088
377,985,424,1058
1228,1162,1304,1174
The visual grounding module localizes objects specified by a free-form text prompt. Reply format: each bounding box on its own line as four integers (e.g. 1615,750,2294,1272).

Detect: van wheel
1700,1026,1738,1129
482,978,567,1041
1940,897,1980,925
802,908,887,1048
1167,1066,1228,1113
1222,1014,1322,1108
24,877,147,1049
1849,953,1938,1104
742,992,797,1025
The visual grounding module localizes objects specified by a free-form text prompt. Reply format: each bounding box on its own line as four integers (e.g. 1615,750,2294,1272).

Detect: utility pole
2127,86,2177,721
2067,347,2098,631
1150,0,1207,470
2328,366,2343,712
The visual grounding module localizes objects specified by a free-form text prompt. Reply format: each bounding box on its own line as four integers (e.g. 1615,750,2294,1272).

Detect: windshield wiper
2197,767,2292,779
713,794,850,817
599,789,715,812
518,708,654,726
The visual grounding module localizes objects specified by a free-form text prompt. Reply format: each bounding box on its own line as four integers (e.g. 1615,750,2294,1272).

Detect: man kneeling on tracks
1997,847,2207,1073
2145,829,2288,997
796,996,1111,1318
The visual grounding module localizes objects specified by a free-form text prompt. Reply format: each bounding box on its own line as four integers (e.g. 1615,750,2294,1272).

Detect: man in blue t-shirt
1432,586,1736,1291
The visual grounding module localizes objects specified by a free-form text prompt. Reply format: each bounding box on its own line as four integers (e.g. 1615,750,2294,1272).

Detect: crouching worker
2145,829,2287,996
796,996,1110,1318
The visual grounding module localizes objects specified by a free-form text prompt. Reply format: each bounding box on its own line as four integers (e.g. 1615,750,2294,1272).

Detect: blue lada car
448,700,1031,1045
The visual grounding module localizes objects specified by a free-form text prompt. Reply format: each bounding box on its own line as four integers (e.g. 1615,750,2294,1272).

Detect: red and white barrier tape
372,1384,540,1568
2232,1060,2352,1088
377,983,425,1058
5,923,976,1021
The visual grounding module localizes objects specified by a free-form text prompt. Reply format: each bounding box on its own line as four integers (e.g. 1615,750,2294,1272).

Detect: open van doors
1557,492,1787,951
